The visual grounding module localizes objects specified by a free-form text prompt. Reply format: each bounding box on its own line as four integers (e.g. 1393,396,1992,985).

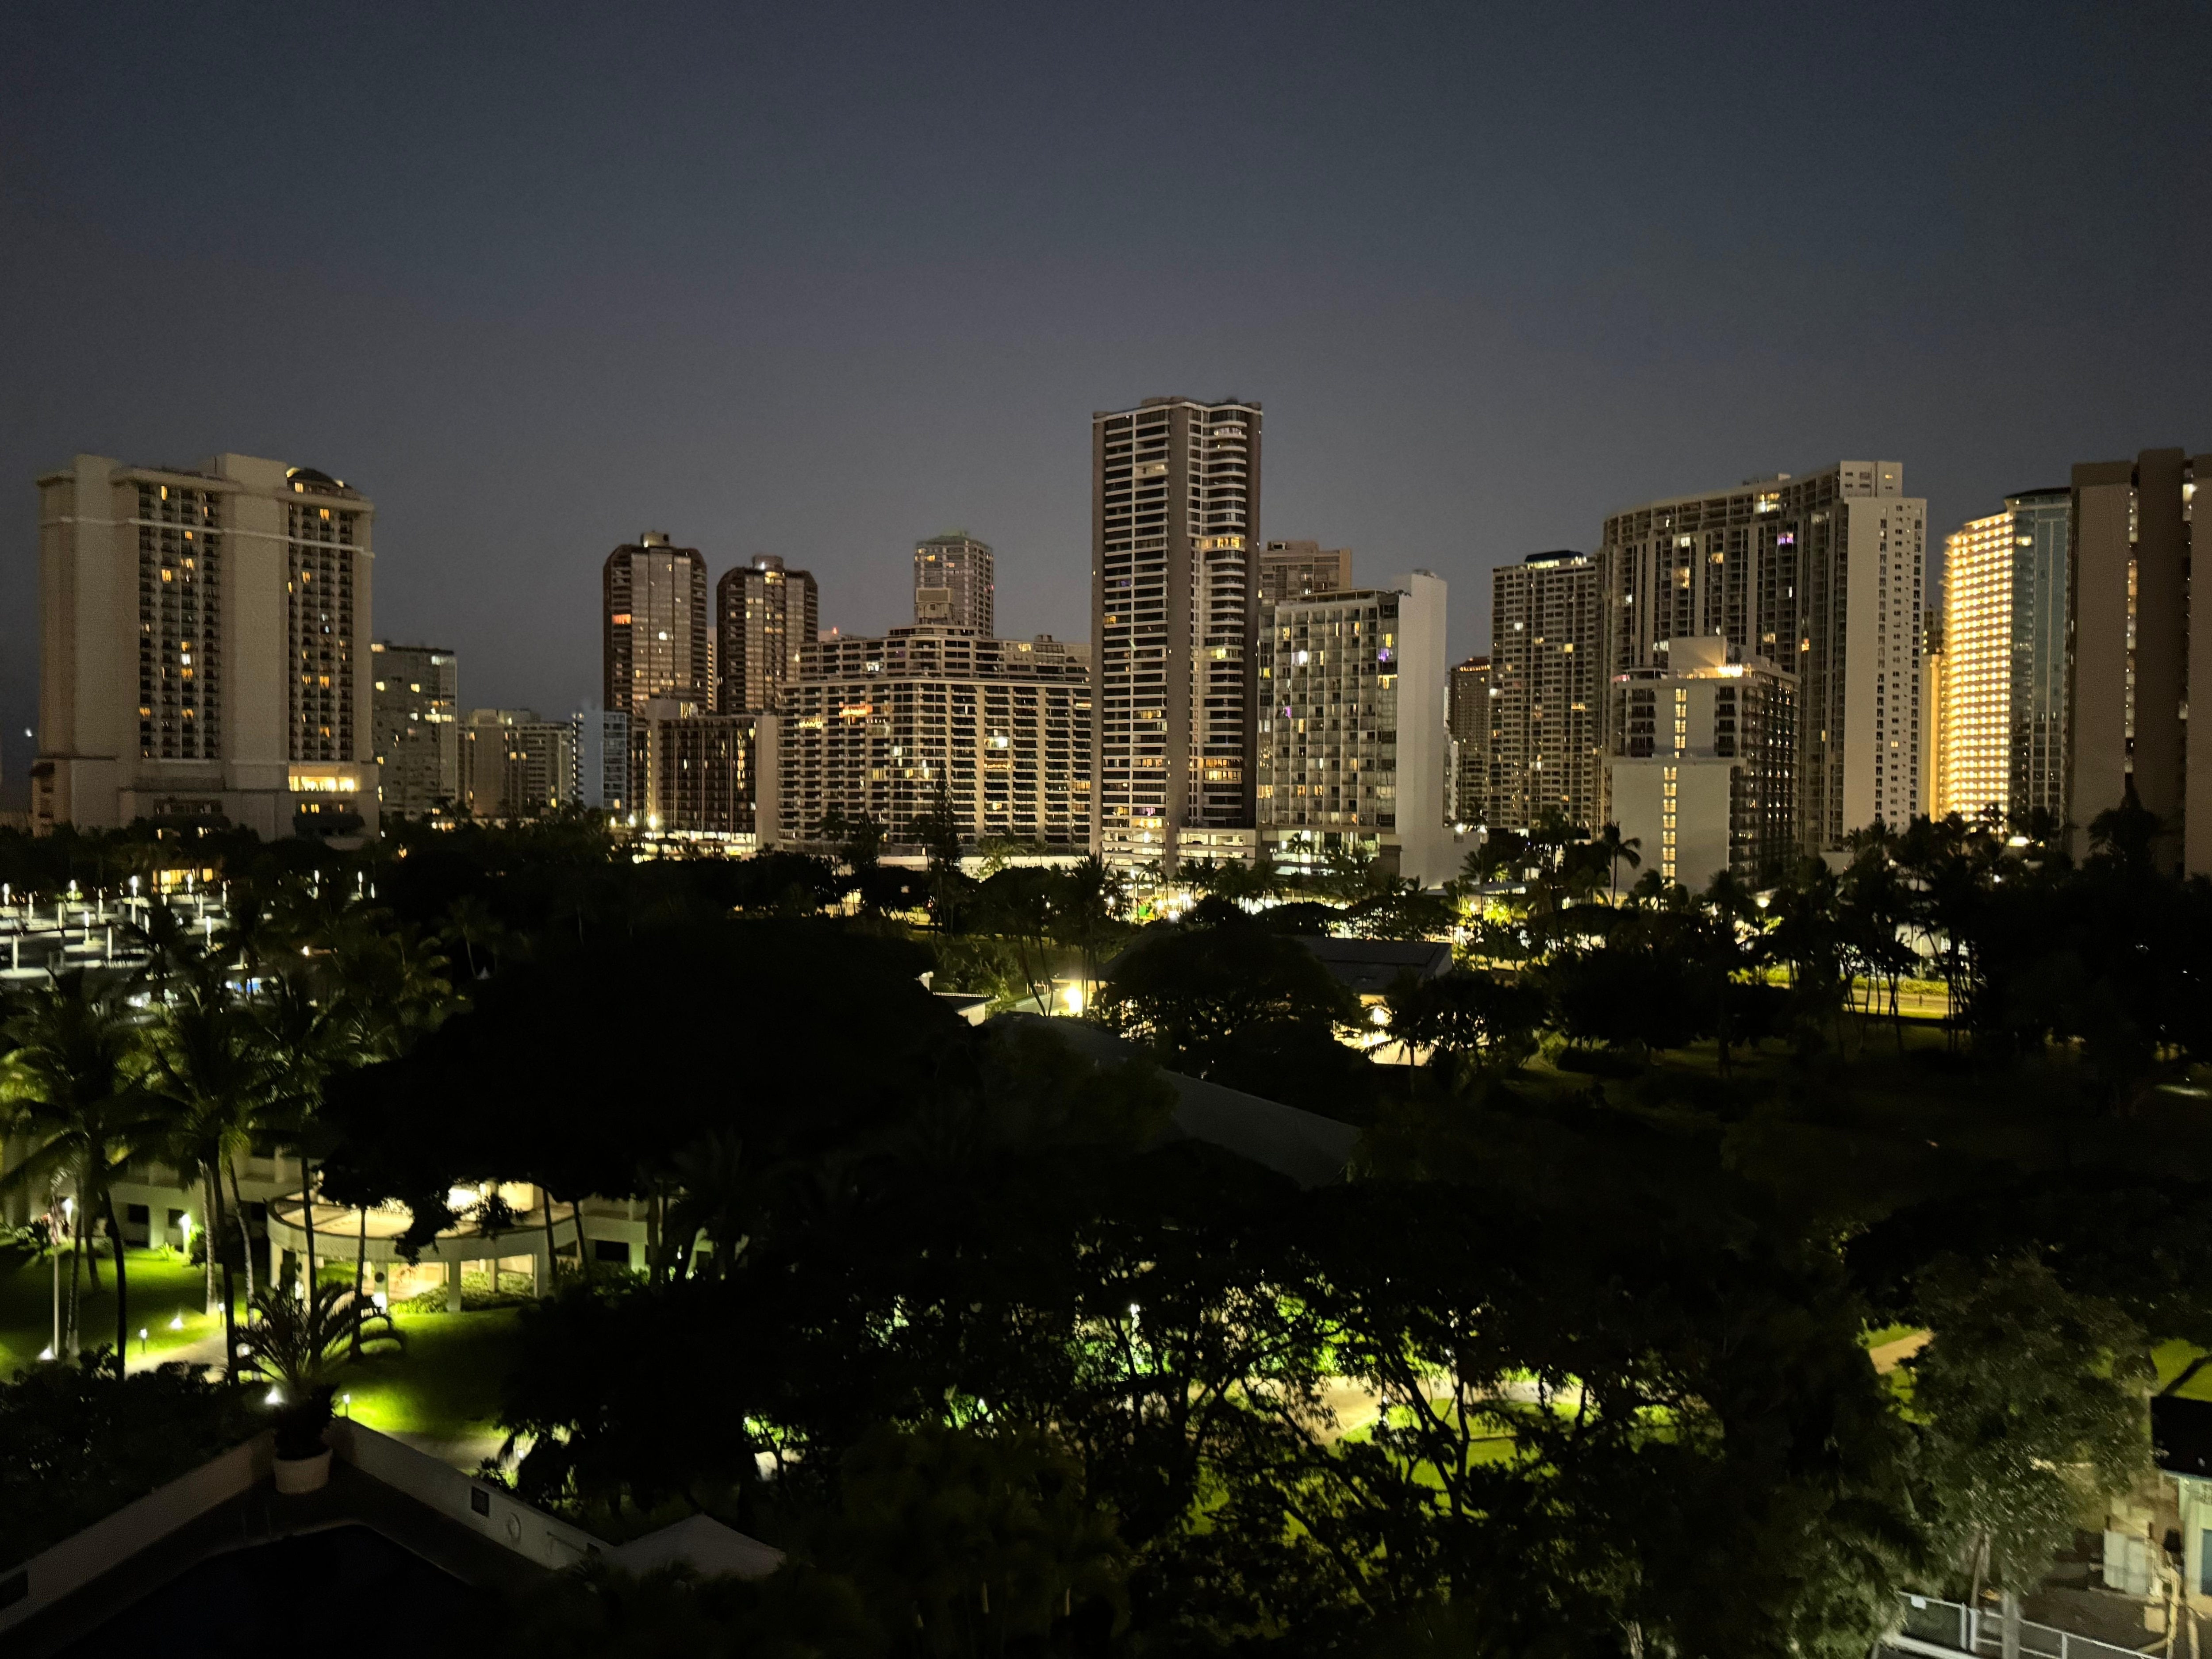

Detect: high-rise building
1257,540,1352,607
914,533,995,633
604,534,711,715
33,453,378,839
569,707,630,813
1488,552,1603,833
784,629,1089,853
1608,636,1796,890
1921,608,1946,822
1091,396,1262,867
370,643,458,818
635,697,776,839
716,555,817,714
1256,573,1455,884
1449,656,1491,825
1935,489,2070,825
460,708,572,820
1599,462,1927,851
2066,448,2212,870
604,533,710,806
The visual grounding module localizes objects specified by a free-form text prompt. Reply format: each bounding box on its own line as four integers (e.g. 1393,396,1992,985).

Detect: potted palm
235,1280,401,1492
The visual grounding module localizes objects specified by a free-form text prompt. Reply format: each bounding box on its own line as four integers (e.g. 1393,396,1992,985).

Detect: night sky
4,1,2206,788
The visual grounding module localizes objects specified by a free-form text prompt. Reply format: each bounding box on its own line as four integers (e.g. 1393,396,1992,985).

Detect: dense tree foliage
7,809,2212,1655
0,1356,270,1564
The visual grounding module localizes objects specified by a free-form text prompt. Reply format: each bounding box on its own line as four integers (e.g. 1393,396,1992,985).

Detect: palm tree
234,1280,401,1457
442,894,504,980
1592,823,1642,903
145,987,281,1372
0,972,162,1371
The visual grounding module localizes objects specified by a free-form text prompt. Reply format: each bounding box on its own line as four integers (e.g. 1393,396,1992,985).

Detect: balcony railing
1885,1593,2150,1659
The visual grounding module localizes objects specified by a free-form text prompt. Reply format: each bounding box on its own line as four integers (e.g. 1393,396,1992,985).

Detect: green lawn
1,1246,527,1463
336,1306,526,1447
0,1245,223,1375
2154,1340,2212,1401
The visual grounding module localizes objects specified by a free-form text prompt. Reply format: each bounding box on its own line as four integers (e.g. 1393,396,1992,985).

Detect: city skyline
4,4,2205,784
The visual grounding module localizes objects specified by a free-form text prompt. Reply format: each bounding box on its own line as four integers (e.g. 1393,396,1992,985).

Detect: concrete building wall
1255,573,1454,885
570,708,630,812
371,642,459,817
1256,540,1351,607
34,453,377,840
1489,552,1603,832
914,534,995,634
2065,449,2209,870
786,628,1087,852
1449,655,1491,824
1600,461,1921,854
716,556,817,715
2068,461,2136,850
1091,397,1261,865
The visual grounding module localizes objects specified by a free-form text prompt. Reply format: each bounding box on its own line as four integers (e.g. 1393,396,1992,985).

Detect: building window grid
135,486,225,762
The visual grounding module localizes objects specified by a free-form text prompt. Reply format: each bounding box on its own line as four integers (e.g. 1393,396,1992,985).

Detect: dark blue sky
4,1,2206,775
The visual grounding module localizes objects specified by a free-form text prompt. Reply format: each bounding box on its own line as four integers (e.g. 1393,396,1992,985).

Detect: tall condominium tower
1489,552,1603,833
716,555,817,714
1921,609,1945,821
1257,540,1351,607
1091,396,1262,866
1600,462,1927,852
1449,656,1492,825
1936,489,2069,825
2067,448,2212,870
785,629,1089,852
604,533,710,804
570,707,630,812
1609,637,1796,889
1256,572,1455,884
370,642,459,818
914,533,995,633
34,453,377,839
603,534,712,716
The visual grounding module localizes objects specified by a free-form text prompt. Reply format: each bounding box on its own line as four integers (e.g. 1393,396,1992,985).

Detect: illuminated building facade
785,629,1088,853
1256,574,1455,884
914,533,995,634
33,452,378,839
1608,636,1796,889
1936,489,2069,825
1489,551,1602,832
636,698,776,838
1449,655,1491,825
1257,540,1351,607
1091,396,1262,867
604,533,711,805
570,707,630,813
1921,609,1945,819
716,555,817,714
460,708,572,820
370,642,458,818
1600,462,1926,852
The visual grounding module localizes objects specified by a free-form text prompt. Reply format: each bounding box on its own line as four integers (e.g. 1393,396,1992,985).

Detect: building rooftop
1294,936,1454,996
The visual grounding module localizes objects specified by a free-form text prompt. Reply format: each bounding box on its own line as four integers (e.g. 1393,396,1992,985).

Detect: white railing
326,1419,606,1571
1888,1593,2151,1659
